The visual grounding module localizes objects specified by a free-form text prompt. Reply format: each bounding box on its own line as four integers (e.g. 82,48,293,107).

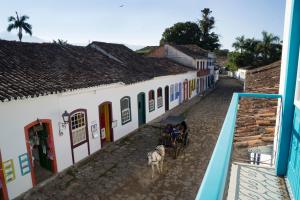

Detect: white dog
147,145,165,178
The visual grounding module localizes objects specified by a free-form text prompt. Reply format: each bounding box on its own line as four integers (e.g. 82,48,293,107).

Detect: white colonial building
145,44,218,93
0,40,210,199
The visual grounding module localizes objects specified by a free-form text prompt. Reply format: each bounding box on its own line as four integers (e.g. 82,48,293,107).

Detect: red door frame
99,101,114,147
24,119,58,186
0,149,9,200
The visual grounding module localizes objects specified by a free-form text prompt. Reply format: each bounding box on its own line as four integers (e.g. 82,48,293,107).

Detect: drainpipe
276,0,300,176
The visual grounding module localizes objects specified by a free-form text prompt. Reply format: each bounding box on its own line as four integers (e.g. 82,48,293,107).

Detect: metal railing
195,92,282,200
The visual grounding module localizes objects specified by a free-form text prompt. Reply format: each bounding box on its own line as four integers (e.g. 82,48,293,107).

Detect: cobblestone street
18,77,243,200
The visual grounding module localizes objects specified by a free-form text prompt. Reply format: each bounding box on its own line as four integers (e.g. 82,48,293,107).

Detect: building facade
0,40,208,199
145,44,218,93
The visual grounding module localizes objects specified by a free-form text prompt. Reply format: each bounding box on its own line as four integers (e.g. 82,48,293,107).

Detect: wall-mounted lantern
62,110,69,124
59,110,69,136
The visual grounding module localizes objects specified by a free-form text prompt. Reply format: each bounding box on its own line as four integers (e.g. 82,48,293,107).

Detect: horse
147,145,165,178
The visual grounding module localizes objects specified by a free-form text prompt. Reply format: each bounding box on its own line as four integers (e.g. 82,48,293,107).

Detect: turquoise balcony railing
195,93,282,200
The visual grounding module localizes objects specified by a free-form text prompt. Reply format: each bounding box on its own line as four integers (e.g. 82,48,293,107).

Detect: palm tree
7,12,32,42
258,31,280,62
232,36,246,53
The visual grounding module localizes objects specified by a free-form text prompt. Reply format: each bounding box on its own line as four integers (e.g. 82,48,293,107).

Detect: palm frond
8,16,16,22
22,23,32,35
7,23,16,32
20,15,29,22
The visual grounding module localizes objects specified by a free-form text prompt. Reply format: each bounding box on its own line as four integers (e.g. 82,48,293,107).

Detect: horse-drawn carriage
158,115,189,159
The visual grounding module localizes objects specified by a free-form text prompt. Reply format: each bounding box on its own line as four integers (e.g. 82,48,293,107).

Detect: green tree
198,8,220,50
7,12,32,42
160,22,201,45
214,49,229,57
257,31,280,64
228,31,282,70
160,8,220,51
226,52,241,71
232,36,246,53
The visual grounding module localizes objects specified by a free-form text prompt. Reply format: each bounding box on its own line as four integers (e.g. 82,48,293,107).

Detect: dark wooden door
138,93,146,126
165,86,169,111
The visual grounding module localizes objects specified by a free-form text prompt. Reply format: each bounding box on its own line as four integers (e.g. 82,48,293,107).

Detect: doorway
197,79,200,94
179,82,182,104
137,92,146,126
0,149,8,200
24,119,57,186
164,86,169,111
99,102,114,147
183,80,188,101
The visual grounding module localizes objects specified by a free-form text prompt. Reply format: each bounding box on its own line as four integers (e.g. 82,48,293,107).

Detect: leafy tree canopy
160,8,220,51
160,22,201,45
226,31,282,71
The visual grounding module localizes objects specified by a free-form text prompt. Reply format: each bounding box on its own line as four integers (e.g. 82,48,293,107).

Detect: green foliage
198,8,220,50
160,8,220,51
214,49,229,57
53,39,69,46
160,22,201,45
226,31,282,71
7,12,32,42
226,52,242,72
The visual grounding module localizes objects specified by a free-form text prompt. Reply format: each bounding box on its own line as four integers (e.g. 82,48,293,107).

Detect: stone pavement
17,77,243,200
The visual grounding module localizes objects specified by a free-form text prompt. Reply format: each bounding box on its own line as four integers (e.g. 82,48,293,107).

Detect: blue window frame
170,84,174,101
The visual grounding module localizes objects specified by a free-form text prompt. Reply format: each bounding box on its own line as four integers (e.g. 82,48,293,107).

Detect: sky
0,0,286,50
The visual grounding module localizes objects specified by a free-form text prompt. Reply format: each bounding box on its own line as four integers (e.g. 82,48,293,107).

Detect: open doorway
99,102,114,147
24,119,57,186
0,149,8,200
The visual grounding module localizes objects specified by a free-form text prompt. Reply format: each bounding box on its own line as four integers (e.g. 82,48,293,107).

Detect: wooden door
0,149,8,200
183,80,188,101
179,83,182,103
100,102,114,146
137,93,146,126
164,86,169,111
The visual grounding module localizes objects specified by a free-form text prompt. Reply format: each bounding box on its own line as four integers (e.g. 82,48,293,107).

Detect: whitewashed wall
235,69,247,81
0,71,199,199
165,45,196,68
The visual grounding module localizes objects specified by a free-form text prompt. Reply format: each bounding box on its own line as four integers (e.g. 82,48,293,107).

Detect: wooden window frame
149,90,155,112
170,84,175,102
120,96,132,125
69,109,90,164
157,87,163,108
175,83,179,99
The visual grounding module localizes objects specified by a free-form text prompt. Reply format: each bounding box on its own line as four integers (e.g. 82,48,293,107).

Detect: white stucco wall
235,69,247,81
165,45,196,68
0,71,201,199
273,0,292,163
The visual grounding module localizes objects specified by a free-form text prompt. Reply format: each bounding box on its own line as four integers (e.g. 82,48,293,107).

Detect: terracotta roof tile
234,60,281,149
0,40,194,102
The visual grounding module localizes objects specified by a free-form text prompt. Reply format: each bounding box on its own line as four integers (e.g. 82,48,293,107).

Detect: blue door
179,82,182,104
287,108,300,199
287,52,300,199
